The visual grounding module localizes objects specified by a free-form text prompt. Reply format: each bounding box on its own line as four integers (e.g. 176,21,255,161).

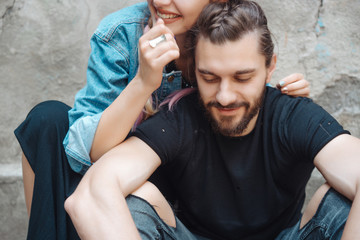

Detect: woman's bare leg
132,181,176,228
300,183,331,228
22,152,34,217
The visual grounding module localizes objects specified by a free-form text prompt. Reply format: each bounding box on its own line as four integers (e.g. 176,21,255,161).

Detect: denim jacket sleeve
63,3,149,175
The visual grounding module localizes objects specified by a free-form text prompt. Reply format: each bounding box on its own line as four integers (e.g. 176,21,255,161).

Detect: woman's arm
90,19,179,162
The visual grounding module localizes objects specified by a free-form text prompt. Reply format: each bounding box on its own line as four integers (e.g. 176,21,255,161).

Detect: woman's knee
28,100,70,126
132,181,176,228
26,100,71,140
300,183,331,228
16,100,71,169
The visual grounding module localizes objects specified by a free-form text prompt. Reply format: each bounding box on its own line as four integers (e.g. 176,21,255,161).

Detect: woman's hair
133,87,196,131
133,96,158,131
186,0,274,85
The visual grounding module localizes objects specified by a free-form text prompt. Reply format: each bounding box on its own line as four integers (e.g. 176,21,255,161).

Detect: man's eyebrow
197,68,256,75
197,68,216,75
234,69,256,75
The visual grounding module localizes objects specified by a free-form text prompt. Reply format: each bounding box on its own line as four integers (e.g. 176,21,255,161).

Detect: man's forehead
195,33,263,74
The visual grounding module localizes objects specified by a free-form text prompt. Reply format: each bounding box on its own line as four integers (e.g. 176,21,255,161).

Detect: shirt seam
92,33,131,71
95,19,146,42
311,130,350,160
65,146,92,167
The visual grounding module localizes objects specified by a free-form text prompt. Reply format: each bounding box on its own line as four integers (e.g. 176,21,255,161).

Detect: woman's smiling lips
156,9,182,24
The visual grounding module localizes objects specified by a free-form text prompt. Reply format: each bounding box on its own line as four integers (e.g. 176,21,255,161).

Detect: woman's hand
136,19,180,91
276,73,310,97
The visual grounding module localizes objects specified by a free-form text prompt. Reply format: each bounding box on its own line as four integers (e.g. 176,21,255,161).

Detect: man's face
195,32,276,137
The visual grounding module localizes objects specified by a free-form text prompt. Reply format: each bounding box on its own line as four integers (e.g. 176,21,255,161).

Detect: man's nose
216,80,237,107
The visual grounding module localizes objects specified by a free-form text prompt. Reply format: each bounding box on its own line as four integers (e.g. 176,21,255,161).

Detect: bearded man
65,1,360,239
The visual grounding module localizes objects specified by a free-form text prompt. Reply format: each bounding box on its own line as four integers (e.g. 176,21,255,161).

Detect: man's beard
200,87,265,137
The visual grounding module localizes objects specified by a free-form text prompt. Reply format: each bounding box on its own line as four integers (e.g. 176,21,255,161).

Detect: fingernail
282,87,288,93
278,80,286,87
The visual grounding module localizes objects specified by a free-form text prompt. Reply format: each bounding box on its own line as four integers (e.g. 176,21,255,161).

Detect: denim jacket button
167,75,175,82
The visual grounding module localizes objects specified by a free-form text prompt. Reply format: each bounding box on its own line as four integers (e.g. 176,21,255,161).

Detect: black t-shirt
132,87,349,240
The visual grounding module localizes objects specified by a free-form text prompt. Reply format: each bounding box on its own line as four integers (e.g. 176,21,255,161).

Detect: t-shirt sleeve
131,106,185,165
278,98,350,161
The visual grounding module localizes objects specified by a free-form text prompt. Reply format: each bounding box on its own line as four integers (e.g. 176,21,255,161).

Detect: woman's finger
276,73,305,89
141,33,178,60
284,87,310,97
281,79,309,92
142,19,174,41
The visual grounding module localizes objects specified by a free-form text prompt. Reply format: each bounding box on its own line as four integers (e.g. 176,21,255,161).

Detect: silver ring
149,34,167,48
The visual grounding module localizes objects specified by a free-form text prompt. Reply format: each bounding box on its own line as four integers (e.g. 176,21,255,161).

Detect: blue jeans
276,188,351,240
127,188,351,240
127,195,208,240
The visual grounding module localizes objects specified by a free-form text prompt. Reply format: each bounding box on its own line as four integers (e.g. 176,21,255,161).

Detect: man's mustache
206,101,250,110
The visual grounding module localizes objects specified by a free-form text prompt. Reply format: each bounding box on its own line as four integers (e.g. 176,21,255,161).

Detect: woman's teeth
157,10,180,19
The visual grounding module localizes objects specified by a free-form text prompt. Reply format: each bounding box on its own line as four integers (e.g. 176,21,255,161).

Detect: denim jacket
63,2,183,175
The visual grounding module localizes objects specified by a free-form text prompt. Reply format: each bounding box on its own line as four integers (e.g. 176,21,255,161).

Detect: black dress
14,100,176,240
14,100,81,239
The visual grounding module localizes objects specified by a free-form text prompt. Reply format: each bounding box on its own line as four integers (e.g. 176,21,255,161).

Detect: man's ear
266,54,277,84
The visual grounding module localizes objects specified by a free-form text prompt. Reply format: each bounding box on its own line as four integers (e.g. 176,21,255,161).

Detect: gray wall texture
1,0,359,239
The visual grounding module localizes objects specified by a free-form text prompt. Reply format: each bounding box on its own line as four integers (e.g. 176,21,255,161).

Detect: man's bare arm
314,134,360,240
65,136,161,240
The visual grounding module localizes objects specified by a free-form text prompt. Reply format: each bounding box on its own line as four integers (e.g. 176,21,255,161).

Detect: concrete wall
1,0,359,239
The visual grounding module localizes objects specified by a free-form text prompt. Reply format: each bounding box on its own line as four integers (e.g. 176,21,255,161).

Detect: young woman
14,0,310,239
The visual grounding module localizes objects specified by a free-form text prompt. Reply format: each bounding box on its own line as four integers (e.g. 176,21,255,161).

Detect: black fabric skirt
14,100,81,240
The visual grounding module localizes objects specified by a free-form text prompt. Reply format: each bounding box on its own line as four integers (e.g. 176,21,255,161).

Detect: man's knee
131,181,176,228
